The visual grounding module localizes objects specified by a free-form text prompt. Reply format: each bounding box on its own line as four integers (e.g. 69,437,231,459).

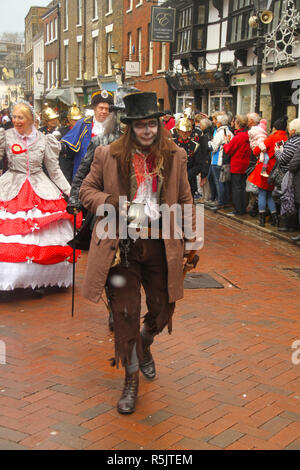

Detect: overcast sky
1,0,49,35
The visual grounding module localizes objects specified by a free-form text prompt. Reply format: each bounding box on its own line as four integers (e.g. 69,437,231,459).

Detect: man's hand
66,196,82,215
183,250,199,272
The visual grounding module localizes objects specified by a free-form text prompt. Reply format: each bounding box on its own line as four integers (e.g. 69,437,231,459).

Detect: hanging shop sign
125,61,140,77
150,6,176,43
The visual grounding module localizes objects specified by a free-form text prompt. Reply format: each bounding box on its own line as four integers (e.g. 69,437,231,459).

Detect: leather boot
117,370,139,414
139,327,156,379
270,212,279,226
259,212,266,227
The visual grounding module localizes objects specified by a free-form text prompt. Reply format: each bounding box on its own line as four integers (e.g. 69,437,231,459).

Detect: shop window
176,91,194,114
209,90,233,115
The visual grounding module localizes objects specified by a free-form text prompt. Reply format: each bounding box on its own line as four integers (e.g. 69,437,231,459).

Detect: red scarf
132,152,157,199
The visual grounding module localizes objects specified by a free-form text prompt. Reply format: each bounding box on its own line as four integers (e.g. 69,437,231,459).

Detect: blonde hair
12,101,34,124
212,111,225,119
235,114,248,128
199,118,212,130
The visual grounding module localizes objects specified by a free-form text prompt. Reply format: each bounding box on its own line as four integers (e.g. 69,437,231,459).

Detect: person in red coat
223,114,251,215
248,116,288,226
162,110,175,131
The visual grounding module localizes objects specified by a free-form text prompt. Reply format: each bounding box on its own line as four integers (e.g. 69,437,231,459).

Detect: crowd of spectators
162,108,300,243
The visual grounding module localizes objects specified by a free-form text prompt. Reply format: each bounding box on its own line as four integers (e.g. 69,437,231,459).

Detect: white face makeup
132,118,158,148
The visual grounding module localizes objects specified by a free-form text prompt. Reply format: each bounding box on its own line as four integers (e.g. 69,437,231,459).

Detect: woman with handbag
247,116,288,227
223,115,251,215
273,119,300,232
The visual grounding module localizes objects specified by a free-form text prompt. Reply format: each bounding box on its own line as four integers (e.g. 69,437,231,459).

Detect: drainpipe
83,0,87,104
57,4,61,88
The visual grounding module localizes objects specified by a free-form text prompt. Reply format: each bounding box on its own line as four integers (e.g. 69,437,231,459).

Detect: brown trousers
106,239,176,368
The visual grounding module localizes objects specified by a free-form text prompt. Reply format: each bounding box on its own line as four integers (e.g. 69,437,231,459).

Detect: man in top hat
65,86,138,331
79,91,199,415
39,103,60,135
174,115,208,199
61,90,115,180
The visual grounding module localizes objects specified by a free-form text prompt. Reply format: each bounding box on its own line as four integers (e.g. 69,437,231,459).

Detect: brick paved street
0,212,299,450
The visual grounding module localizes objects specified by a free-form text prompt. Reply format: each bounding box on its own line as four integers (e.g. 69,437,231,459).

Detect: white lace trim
0,261,73,290
0,219,73,246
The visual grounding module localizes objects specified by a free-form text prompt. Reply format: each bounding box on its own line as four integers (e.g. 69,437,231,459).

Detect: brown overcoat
79,135,195,304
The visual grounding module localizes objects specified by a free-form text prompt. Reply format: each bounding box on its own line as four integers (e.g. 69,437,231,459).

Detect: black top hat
91,90,114,107
120,92,164,123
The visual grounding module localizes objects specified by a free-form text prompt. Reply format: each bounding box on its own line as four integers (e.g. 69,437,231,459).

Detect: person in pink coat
248,118,269,176
248,116,288,226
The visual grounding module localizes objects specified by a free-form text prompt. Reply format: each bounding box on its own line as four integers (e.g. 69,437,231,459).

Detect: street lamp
249,0,274,114
108,44,125,84
35,67,44,85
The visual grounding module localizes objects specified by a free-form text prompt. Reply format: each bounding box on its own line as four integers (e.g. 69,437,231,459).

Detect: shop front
165,70,234,116
231,65,300,130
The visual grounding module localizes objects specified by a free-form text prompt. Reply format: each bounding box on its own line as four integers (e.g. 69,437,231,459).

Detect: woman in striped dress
0,101,81,293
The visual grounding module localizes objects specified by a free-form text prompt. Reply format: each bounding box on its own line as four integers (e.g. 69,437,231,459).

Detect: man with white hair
208,114,233,209
247,112,261,129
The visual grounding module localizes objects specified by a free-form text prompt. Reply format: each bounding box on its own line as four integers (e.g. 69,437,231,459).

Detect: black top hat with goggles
120,92,164,124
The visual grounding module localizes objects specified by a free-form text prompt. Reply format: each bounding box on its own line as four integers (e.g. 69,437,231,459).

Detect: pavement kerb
203,205,300,246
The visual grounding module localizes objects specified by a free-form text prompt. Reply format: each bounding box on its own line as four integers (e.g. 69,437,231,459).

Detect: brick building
59,0,123,109
43,3,60,94
122,0,171,111
25,6,48,104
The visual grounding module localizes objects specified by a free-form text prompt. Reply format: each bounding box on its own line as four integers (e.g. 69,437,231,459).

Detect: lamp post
249,0,274,114
35,67,44,85
108,44,125,84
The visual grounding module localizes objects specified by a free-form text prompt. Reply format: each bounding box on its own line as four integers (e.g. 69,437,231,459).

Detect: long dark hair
118,118,170,178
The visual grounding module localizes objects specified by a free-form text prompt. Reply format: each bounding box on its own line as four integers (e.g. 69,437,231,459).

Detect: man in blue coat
61,90,115,179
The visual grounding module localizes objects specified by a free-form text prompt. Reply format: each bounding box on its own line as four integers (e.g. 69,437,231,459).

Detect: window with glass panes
267,0,300,33
194,3,206,50
77,41,82,78
209,90,233,115
77,0,82,26
177,6,192,53
228,0,255,44
64,0,68,30
93,0,98,19
93,37,98,76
